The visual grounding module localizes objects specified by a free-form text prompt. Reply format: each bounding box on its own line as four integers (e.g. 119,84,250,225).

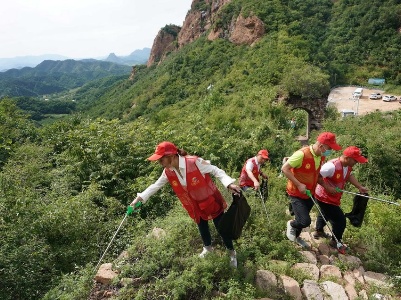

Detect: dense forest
1,0,401,299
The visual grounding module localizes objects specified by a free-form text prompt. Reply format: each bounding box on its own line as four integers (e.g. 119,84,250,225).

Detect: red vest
315,158,352,206
239,157,259,187
286,147,325,199
165,156,227,223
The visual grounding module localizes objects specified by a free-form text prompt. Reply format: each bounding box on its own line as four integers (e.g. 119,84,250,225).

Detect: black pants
197,212,234,250
315,199,346,241
288,195,314,237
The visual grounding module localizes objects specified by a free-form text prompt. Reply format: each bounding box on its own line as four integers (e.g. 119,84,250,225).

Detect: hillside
1,0,401,299
0,59,131,98
80,0,401,121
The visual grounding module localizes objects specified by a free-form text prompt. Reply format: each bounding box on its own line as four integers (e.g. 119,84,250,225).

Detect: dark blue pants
197,212,234,250
315,198,346,241
289,195,314,237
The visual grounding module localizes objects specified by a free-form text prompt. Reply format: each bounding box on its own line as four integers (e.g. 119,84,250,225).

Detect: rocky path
92,219,398,299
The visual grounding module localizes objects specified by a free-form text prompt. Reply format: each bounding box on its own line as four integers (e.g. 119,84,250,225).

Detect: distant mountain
0,54,68,72
0,59,132,98
0,48,150,72
104,48,150,65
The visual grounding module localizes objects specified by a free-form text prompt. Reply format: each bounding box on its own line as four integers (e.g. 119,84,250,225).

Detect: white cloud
0,0,192,58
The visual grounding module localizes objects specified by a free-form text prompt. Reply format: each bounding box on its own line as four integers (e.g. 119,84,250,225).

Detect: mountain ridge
0,48,150,72
0,59,132,98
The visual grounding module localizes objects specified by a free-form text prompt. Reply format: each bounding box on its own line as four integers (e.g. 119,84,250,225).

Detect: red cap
258,149,269,159
147,141,178,161
343,146,368,163
317,132,342,150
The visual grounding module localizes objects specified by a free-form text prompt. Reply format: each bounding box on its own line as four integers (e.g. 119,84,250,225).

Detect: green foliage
1,0,401,298
0,60,131,98
0,229,56,300
224,279,256,299
42,265,94,300
13,96,76,120
0,99,37,167
193,0,210,12
2,90,401,298
281,62,331,99
323,0,401,83
161,24,181,37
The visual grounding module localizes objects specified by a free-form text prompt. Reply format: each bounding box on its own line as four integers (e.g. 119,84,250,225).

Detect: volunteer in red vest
281,132,342,248
130,141,241,267
239,149,269,191
313,146,368,249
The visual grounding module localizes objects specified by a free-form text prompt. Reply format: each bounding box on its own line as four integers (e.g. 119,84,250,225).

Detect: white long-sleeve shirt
138,155,236,203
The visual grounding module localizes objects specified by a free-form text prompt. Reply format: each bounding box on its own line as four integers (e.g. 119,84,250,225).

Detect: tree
281,62,330,99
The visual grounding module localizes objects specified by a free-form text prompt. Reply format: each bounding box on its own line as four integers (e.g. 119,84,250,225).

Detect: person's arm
348,174,368,194
317,162,337,194
130,170,169,206
281,151,307,194
196,157,240,193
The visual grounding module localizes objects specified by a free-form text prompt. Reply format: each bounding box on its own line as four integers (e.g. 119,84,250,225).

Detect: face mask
322,149,332,156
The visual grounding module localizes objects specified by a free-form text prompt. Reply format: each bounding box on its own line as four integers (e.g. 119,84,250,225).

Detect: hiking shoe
199,246,213,258
296,237,310,249
229,250,237,268
329,239,348,253
286,220,296,242
313,230,331,239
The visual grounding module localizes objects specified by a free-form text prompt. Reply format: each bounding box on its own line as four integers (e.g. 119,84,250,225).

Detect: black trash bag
260,179,268,202
217,191,251,240
344,193,369,227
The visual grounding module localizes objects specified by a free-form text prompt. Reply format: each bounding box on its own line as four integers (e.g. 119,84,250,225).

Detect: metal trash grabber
336,188,400,206
257,189,269,222
260,179,268,202
94,202,142,272
306,190,347,254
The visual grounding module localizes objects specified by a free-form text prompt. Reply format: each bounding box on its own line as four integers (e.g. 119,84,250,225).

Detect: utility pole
356,96,359,115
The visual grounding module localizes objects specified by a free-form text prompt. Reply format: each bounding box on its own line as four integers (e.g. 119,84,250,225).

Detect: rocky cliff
146,0,265,68
146,25,181,67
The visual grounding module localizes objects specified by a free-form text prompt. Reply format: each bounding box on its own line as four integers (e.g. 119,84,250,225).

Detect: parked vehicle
369,93,382,100
383,95,397,102
353,88,363,98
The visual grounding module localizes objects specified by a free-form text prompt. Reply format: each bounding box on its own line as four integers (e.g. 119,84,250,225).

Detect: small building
341,109,356,118
368,78,385,85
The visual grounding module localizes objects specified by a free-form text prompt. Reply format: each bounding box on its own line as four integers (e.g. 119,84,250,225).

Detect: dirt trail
328,87,401,115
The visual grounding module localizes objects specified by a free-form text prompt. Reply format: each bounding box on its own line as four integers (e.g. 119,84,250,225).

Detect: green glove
126,201,142,216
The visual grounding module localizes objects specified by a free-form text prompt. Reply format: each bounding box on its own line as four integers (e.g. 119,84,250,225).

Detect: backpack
217,191,251,240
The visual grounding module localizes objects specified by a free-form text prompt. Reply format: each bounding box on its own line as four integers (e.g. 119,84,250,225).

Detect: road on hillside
328,86,401,115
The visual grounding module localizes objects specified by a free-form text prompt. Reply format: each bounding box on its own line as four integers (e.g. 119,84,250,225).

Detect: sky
0,0,193,59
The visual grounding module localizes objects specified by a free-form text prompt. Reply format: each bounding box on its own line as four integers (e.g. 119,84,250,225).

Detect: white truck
352,88,363,99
